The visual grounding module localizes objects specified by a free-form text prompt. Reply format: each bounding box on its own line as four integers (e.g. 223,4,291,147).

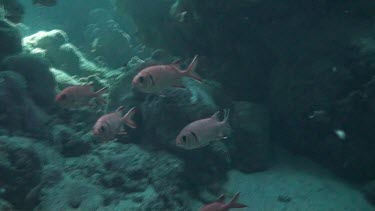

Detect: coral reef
23,30,105,77
2,0,375,210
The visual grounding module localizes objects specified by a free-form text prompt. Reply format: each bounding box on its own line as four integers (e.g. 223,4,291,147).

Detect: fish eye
100,126,106,132
60,94,67,100
182,136,187,143
139,76,144,83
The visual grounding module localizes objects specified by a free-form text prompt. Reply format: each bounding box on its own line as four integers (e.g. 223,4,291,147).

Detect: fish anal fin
123,107,137,129
172,80,186,89
95,97,107,106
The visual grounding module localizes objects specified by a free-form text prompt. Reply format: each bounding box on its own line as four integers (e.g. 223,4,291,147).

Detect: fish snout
175,137,184,147
55,95,61,103
92,127,100,136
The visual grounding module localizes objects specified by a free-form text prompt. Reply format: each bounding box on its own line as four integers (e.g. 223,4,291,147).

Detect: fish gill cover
0,0,374,210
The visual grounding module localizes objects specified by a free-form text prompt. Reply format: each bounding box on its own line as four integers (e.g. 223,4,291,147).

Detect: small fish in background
200,192,247,211
32,0,57,7
177,11,188,23
132,55,202,94
55,84,107,109
334,129,346,140
176,109,231,150
90,37,100,53
93,106,137,141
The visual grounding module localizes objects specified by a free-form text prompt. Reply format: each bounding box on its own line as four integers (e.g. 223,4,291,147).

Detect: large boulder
0,20,22,62
0,71,50,135
1,54,56,108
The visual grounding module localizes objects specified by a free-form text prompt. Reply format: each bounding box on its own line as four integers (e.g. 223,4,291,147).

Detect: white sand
193,148,374,211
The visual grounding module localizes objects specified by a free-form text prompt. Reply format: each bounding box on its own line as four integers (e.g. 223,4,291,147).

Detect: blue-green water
0,0,375,210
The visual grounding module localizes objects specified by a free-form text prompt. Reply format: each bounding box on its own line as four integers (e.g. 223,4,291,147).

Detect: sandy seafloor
192,148,374,211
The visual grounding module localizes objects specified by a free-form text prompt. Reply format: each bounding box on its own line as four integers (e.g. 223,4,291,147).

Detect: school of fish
54,55,245,210
25,2,245,209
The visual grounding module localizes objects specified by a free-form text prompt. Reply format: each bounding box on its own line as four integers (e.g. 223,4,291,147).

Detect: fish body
176,109,231,150
32,0,57,7
93,106,137,141
200,192,247,211
55,84,107,108
132,55,201,94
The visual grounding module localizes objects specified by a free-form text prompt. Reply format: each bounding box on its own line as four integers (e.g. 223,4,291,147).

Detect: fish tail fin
123,107,137,129
183,55,202,83
94,87,108,106
224,192,247,209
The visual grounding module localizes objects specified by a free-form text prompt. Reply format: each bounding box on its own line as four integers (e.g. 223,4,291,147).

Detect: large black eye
139,76,144,83
100,126,106,132
60,94,67,100
182,136,187,143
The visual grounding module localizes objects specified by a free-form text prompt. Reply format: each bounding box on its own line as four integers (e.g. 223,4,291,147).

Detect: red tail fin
123,107,137,129
225,192,247,209
182,55,202,83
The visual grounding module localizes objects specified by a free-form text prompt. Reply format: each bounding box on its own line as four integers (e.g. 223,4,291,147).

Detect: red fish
132,55,202,94
32,0,57,7
93,106,137,141
200,192,247,211
176,109,231,150
55,84,107,109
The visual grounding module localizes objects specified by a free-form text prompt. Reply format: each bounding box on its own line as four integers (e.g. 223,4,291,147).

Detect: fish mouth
92,129,99,136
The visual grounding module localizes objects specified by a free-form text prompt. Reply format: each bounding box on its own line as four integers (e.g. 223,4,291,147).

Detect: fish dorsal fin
85,83,95,92
172,58,181,65
116,106,125,115
171,58,181,69
216,194,225,202
210,111,221,121
224,192,247,209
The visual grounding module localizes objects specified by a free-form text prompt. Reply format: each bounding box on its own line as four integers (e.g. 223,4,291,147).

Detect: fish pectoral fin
216,136,228,140
117,132,128,135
